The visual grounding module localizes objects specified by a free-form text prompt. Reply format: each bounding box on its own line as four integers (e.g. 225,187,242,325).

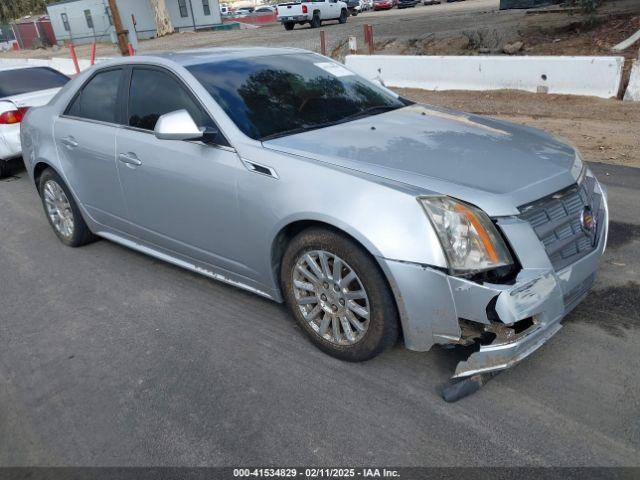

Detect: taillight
302,4,308,13
0,106,29,125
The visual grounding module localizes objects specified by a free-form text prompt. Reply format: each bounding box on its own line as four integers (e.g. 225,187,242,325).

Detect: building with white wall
47,0,222,45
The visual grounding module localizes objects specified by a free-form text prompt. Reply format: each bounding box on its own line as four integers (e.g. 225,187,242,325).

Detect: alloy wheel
43,180,75,238
292,250,370,346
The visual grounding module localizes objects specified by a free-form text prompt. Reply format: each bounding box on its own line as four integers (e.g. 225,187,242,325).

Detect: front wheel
339,9,348,22
283,21,295,30
281,227,399,362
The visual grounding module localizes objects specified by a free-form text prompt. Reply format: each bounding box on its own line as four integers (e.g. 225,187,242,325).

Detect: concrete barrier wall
345,55,625,99
0,57,93,75
623,60,640,102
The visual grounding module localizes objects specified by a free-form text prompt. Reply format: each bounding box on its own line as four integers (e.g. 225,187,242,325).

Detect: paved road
1,161,639,466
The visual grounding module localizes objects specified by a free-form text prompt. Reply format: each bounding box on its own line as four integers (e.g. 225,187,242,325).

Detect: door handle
118,152,142,167
60,136,78,148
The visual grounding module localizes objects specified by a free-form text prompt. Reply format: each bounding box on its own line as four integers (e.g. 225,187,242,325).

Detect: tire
284,21,294,30
39,168,96,248
0,160,8,179
281,227,399,362
339,9,348,23
310,12,321,28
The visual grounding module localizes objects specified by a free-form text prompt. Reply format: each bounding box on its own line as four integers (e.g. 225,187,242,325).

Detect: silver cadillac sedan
20,48,608,389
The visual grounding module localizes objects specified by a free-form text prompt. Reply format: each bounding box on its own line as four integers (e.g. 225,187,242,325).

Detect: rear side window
0,67,69,98
127,68,212,132
66,69,122,124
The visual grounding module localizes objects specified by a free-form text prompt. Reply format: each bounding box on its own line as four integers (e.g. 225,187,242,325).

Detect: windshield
187,53,405,140
0,67,69,98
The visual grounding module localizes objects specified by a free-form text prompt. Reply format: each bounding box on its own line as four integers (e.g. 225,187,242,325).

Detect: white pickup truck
277,0,349,30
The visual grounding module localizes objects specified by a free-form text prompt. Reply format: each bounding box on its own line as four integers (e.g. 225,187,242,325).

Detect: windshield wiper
340,104,402,122
259,105,402,142
260,121,343,142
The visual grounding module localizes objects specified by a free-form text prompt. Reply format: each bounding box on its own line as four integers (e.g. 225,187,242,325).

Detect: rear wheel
39,168,95,247
281,227,399,362
339,9,348,23
310,12,321,28
0,160,8,179
284,21,294,30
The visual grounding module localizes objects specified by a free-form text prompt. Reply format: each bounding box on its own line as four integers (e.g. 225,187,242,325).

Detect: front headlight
419,196,513,274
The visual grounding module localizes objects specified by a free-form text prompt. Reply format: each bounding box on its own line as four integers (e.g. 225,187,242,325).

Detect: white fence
345,55,625,99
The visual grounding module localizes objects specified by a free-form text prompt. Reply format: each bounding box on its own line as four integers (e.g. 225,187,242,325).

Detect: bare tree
149,0,174,37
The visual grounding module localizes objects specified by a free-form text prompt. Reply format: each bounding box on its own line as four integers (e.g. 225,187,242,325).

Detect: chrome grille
519,175,603,271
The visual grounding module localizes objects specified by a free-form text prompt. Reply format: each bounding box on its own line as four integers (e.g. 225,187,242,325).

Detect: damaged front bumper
378,183,609,381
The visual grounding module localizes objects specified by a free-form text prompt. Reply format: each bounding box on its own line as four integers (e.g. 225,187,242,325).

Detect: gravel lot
1,161,639,466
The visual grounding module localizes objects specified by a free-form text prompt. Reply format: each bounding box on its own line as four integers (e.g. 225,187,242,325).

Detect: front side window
127,68,213,132
84,9,94,29
61,13,70,31
203,0,211,15
0,67,69,98
66,69,122,124
178,0,189,17
187,53,405,140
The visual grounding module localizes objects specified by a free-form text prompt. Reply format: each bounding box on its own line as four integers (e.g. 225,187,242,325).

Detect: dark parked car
398,0,418,7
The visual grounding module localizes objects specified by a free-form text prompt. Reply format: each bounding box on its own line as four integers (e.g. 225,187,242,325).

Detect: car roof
0,64,42,72
96,47,311,69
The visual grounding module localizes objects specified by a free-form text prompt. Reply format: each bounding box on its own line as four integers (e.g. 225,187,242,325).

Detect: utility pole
107,0,129,56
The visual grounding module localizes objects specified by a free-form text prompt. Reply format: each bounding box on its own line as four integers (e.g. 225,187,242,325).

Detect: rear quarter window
0,67,69,98
66,68,122,124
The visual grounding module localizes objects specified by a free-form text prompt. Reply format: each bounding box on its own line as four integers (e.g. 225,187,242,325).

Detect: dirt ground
3,0,639,61
398,88,640,168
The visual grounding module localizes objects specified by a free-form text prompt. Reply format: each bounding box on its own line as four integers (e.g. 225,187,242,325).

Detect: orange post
90,41,97,65
367,24,374,54
69,43,80,74
127,43,135,56
363,24,370,48
320,30,326,56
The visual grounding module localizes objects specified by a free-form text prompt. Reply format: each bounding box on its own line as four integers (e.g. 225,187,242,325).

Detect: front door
54,67,129,230
115,66,252,278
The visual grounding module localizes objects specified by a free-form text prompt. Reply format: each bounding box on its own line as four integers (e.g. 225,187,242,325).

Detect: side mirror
154,109,203,141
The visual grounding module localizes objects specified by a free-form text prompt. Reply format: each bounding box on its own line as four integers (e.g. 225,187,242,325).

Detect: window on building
61,13,70,32
105,6,113,25
178,0,189,17
202,0,211,15
84,10,94,29
66,69,123,124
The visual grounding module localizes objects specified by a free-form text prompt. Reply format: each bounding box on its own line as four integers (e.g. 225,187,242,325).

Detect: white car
0,65,69,178
277,0,349,30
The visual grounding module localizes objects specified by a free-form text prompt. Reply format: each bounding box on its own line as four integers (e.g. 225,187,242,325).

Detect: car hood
263,104,583,216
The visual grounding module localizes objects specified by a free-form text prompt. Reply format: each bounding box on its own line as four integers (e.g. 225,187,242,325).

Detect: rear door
54,67,129,230
115,66,250,277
